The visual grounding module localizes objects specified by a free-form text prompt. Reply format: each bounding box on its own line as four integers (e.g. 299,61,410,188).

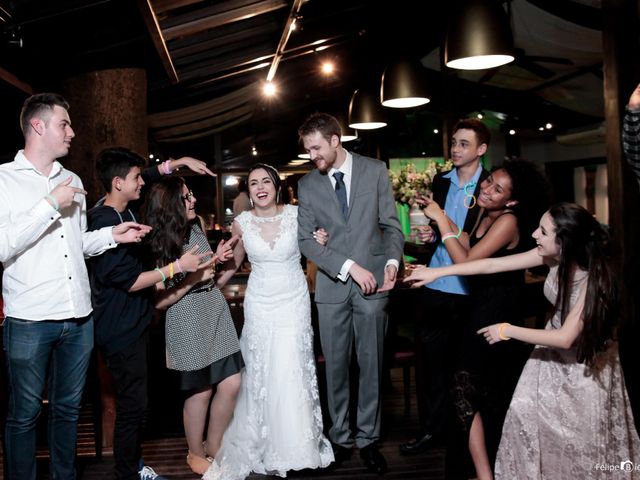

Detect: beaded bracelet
154,267,166,283
498,322,511,340
161,160,173,175
175,258,183,274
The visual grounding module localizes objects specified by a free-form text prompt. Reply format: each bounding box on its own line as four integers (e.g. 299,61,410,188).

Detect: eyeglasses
181,190,194,202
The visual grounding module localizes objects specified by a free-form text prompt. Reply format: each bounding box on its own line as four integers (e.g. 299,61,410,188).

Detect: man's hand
171,157,215,176
629,83,640,110
377,264,398,292
50,176,87,209
112,222,152,244
349,263,377,295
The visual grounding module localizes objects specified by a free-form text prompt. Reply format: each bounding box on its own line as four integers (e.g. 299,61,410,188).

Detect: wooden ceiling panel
160,0,286,41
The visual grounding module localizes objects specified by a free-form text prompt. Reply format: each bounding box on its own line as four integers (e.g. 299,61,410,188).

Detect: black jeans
413,288,469,437
105,332,149,480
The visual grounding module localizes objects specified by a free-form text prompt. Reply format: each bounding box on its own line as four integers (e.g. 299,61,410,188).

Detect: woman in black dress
421,159,549,479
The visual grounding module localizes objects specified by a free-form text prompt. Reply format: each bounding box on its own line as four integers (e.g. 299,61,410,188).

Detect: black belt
188,284,216,295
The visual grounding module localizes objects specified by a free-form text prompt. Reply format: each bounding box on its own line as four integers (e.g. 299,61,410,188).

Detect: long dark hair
142,177,190,265
499,159,550,250
548,203,617,366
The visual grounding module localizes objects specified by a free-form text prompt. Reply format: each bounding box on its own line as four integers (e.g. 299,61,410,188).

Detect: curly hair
498,159,551,250
548,202,617,367
141,177,190,266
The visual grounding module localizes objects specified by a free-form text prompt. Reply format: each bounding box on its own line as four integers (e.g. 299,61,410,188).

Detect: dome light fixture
381,58,431,108
445,0,515,70
348,89,387,130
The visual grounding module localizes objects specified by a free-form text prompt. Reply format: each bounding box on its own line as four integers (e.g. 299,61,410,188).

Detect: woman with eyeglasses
142,177,243,475
202,163,334,480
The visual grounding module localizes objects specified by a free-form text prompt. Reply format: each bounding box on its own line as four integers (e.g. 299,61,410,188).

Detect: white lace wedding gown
203,204,334,480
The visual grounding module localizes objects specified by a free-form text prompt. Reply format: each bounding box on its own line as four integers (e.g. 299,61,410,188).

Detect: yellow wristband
498,323,511,340
169,262,174,279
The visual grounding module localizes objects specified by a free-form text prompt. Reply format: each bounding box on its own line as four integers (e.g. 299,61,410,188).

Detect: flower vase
409,203,429,244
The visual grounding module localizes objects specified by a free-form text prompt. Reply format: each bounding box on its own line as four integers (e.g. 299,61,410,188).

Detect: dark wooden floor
0,367,444,479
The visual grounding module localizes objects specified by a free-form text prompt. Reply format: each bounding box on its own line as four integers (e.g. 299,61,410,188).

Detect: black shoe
332,444,353,465
399,432,441,455
360,444,387,474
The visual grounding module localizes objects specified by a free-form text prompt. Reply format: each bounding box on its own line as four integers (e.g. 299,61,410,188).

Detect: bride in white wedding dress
205,164,334,480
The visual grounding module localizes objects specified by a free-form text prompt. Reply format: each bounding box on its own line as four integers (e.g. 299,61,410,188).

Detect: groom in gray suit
297,113,404,473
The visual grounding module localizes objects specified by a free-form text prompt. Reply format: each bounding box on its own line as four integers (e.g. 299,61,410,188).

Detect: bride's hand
313,228,329,246
216,235,239,263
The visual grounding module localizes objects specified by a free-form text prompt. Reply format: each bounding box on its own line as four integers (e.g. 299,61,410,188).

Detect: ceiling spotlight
321,62,334,75
539,126,545,131
262,81,276,96
225,176,239,186
298,153,311,159
433,129,439,134
149,153,154,159
252,146,258,156
508,129,516,135
476,113,484,119
545,123,553,130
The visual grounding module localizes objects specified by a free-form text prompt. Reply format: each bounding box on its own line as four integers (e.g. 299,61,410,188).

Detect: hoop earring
250,198,254,208
276,189,281,204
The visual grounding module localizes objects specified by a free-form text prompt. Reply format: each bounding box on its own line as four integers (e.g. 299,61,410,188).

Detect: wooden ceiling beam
0,66,33,94
162,0,286,41
138,0,179,83
152,0,201,16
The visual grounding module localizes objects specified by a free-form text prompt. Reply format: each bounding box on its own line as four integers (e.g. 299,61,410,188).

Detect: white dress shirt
330,150,399,281
0,150,117,321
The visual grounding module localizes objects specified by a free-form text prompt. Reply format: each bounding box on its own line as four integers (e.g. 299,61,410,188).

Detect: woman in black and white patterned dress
143,177,243,475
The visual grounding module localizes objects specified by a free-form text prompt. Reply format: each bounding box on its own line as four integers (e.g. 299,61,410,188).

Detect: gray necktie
333,171,348,218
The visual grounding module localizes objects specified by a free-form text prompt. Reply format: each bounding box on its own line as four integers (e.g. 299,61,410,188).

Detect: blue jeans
3,316,94,480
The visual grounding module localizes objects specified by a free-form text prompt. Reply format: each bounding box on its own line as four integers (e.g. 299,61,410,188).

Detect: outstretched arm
404,247,543,288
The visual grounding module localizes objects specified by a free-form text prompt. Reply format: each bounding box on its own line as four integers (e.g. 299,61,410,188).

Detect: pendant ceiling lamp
381,59,431,108
335,115,358,142
348,89,387,130
445,0,515,70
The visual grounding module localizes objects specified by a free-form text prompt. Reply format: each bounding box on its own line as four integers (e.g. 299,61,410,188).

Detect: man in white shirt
0,93,149,480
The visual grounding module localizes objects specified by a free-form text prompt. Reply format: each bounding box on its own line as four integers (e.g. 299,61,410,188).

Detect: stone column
63,68,147,205
62,68,147,452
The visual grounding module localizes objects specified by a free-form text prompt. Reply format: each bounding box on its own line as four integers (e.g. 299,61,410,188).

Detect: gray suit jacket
297,153,404,303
